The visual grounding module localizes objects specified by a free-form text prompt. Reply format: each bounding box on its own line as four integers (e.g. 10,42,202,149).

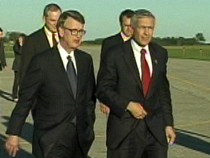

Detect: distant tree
195,33,205,42
176,37,185,46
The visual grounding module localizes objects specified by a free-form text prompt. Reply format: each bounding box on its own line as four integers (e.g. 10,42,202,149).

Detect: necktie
141,49,151,96
52,32,57,47
66,55,77,98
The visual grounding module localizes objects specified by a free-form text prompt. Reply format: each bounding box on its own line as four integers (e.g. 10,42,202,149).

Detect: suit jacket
0,39,7,70
20,27,50,81
97,40,173,149
101,33,124,59
6,47,96,157
12,40,22,71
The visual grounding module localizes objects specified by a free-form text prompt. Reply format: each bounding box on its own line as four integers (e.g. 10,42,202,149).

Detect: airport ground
0,45,210,158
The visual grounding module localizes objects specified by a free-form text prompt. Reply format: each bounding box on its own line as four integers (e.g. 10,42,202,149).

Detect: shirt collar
120,32,131,42
131,39,149,53
44,26,58,37
57,43,74,60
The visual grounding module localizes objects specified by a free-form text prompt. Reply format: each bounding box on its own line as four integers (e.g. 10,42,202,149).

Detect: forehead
136,16,155,26
46,10,61,19
64,17,84,28
122,16,131,22
121,17,132,26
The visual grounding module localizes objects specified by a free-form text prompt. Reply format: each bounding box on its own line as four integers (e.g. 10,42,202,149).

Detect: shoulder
149,42,167,52
26,28,45,40
103,40,127,60
149,42,168,62
75,49,93,61
103,33,121,43
31,47,54,62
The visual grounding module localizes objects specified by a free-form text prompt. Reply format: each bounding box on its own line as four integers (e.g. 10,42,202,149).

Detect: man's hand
5,135,20,157
165,126,176,145
100,103,110,115
126,101,147,119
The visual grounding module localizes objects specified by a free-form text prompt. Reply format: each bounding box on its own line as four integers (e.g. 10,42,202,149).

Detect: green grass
166,45,210,61
4,44,210,61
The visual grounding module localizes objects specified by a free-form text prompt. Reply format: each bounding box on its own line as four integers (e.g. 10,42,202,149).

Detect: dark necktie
66,55,77,98
141,49,151,96
52,32,57,46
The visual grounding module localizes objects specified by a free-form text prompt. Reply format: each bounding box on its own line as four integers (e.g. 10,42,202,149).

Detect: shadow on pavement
176,128,210,155
0,90,13,102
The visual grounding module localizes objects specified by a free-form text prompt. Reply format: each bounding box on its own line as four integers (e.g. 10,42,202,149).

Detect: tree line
4,31,208,46
84,33,208,46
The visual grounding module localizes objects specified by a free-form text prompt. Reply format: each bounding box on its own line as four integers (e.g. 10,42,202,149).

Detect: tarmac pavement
0,45,210,158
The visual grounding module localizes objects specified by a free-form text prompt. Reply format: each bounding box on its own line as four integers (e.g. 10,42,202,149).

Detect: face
59,17,85,52
0,31,3,39
121,16,133,37
18,36,24,45
132,17,155,46
44,10,61,33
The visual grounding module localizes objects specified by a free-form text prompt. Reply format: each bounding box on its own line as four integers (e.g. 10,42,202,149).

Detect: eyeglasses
63,26,86,36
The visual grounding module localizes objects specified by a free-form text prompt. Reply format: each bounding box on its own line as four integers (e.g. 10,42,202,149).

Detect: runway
0,45,210,158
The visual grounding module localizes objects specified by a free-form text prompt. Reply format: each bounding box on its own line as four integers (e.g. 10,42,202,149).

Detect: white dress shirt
121,32,131,42
44,26,59,47
131,39,153,80
57,43,77,74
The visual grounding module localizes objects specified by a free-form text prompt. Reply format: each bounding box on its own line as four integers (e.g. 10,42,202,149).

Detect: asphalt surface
0,45,210,158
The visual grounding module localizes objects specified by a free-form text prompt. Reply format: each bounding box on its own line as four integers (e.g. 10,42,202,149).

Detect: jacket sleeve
159,50,174,127
6,55,43,135
97,49,130,118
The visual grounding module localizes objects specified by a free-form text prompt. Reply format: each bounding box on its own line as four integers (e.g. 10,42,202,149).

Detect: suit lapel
74,50,84,100
116,33,124,45
51,47,75,98
122,42,160,99
122,41,144,94
40,28,51,49
146,43,159,99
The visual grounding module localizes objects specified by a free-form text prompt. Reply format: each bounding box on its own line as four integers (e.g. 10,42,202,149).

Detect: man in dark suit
5,10,96,158
0,27,7,70
20,3,61,81
12,33,26,101
101,9,134,59
97,9,176,158
100,9,134,115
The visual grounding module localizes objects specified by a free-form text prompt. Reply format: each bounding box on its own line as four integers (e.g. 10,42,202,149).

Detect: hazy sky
1,0,210,41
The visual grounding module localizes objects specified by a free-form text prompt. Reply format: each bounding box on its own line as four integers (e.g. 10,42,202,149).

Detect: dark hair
19,33,26,39
57,10,85,29
17,33,27,44
43,3,62,17
119,9,134,24
0,27,3,32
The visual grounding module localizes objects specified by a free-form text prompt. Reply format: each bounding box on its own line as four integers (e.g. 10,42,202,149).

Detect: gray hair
131,9,155,27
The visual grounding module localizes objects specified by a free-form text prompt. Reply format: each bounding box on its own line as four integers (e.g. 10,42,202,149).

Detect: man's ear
58,27,64,38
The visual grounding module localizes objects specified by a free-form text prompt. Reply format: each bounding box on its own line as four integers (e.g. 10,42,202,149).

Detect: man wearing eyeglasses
5,10,96,158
